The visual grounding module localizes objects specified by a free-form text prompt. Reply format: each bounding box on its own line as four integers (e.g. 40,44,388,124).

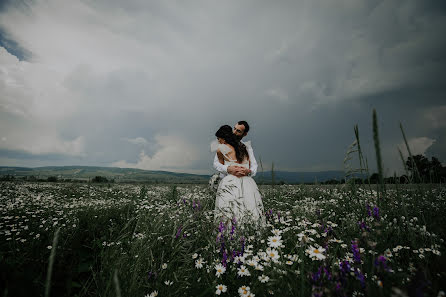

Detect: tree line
323,154,445,184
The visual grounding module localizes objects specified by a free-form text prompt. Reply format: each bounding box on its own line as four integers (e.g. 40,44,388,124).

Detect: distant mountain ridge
0,166,348,184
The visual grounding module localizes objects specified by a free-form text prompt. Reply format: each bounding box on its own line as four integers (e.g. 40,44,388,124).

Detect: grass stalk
259,156,264,185
271,162,275,187
354,124,372,191
398,147,411,184
372,109,385,199
44,227,60,297
399,123,421,183
113,269,122,297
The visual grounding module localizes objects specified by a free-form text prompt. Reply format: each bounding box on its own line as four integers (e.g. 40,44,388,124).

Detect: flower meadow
0,181,445,297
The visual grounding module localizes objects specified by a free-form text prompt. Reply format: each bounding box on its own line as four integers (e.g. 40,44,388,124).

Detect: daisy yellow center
217,269,222,272
218,286,223,290
314,249,320,254
270,253,275,257
273,239,277,242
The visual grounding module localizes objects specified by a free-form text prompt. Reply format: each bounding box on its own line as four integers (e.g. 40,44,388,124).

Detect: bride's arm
217,150,225,165
213,151,228,174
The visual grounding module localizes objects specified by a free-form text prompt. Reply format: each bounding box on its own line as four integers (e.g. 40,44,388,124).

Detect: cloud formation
112,135,200,172
0,0,445,175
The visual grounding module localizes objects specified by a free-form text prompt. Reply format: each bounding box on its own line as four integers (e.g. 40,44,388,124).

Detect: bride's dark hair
215,125,248,163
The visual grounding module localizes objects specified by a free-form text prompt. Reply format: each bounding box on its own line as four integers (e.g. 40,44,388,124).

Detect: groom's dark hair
238,121,250,134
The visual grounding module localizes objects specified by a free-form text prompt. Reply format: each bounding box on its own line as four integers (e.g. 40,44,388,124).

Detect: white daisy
305,245,326,260
195,257,205,269
266,248,280,262
238,286,250,297
215,284,227,295
246,259,258,267
147,291,158,297
267,235,283,248
271,229,282,236
258,274,270,283
237,265,251,277
215,263,226,277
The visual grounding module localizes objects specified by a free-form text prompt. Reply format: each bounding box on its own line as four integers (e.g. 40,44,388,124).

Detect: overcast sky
1,0,445,175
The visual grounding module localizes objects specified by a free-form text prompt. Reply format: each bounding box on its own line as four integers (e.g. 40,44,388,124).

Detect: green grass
0,181,444,297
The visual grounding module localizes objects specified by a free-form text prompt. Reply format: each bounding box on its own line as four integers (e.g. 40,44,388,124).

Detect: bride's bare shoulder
217,143,233,155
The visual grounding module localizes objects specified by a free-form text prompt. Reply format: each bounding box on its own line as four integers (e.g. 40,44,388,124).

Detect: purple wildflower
373,206,380,220
222,250,228,267
216,223,225,244
358,221,370,231
351,241,361,263
366,203,371,216
335,282,342,293
339,260,351,275
229,217,237,239
354,268,366,289
324,225,333,235
374,255,390,271
218,221,225,233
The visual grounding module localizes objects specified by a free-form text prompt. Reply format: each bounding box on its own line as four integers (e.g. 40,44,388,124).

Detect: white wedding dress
214,143,266,227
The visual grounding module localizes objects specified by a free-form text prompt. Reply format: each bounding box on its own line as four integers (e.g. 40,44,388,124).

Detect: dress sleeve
218,143,232,156
210,140,219,152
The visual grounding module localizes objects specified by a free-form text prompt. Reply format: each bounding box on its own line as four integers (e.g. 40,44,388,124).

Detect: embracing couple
211,121,265,227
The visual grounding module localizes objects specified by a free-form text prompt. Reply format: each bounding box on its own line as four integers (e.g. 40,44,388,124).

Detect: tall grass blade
398,147,411,184
113,269,122,297
44,227,60,297
259,156,264,185
399,122,421,183
354,125,372,191
372,109,385,198
271,162,275,187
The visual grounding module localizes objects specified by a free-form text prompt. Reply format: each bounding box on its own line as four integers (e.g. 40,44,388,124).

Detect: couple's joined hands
228,165,251,178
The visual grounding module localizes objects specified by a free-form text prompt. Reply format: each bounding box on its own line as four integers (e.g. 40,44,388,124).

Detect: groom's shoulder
241,140,253,149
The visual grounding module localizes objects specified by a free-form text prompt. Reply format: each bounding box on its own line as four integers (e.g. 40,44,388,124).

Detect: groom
213,120,258,178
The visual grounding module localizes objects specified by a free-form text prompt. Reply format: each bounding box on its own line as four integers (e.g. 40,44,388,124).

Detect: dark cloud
0,29,31,60
0,0,445,174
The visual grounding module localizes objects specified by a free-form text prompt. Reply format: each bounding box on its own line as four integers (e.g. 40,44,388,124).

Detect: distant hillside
0,166,353,184
0,166,209,183
254,170,347,184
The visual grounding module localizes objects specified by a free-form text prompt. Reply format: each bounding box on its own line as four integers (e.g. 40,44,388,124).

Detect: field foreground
0,182,445,297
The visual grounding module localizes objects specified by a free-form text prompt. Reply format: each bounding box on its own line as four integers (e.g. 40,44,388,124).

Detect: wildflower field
0,181,445,297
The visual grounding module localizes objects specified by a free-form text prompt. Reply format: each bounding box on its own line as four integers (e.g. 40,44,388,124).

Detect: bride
212,125,265,227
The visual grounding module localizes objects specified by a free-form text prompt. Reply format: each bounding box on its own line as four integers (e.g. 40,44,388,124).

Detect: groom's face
233,124,247,139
